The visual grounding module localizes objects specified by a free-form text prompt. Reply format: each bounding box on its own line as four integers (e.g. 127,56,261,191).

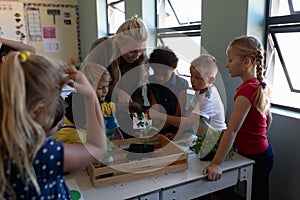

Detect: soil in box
127,143,154,161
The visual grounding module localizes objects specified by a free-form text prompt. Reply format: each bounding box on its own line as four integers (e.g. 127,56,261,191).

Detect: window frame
106,0,125,35
266,0,300,112
156,0,201,87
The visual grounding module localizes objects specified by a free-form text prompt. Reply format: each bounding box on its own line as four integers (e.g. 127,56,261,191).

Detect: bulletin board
24,3,81,63
0,1,27,42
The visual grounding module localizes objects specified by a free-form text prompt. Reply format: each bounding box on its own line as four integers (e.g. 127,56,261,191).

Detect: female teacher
83,16,149,138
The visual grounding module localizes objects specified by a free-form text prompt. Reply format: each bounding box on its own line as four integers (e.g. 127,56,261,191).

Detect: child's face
226,46,246,78
152,68,174,84
190,65,211,91
96,80,109,101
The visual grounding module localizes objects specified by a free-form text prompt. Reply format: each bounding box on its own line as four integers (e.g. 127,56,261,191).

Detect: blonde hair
86,16,149,101
191,54,218,78
229,36,270,116
88,37,106,54
81,62,111,89
113,15,149,84
0,52,62,197
115,16,149,46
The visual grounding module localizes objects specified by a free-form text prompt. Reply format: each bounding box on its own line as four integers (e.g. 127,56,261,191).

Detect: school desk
64,152,254,200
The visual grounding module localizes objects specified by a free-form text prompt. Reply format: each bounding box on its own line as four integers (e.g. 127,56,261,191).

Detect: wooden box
87,134,188,187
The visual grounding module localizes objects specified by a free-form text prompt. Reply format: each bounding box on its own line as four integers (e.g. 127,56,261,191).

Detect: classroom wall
77,0,98,60
2,0,80,63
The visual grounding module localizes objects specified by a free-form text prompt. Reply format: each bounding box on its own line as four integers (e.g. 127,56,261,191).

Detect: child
55,63,120,142
46,96,66,136
149,54,227,139
147,46,189,139
0,51,107,199
0,37,36,63
203,36,274,200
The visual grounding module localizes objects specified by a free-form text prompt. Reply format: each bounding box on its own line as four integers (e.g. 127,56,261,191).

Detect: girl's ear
243,56,252,67
1,56,6,63
30,102,45,120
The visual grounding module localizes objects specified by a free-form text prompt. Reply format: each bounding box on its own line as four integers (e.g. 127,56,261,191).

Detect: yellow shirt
54,118,86,143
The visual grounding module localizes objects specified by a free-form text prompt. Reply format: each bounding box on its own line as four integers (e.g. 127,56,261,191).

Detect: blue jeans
239,144,274,200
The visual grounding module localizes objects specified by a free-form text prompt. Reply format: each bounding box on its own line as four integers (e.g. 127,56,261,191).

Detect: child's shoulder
174,73,189,86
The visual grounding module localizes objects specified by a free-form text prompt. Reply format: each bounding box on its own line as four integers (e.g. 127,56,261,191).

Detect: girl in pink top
203,36,274,200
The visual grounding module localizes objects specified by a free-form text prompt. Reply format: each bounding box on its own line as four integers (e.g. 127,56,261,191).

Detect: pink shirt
234,78,268,154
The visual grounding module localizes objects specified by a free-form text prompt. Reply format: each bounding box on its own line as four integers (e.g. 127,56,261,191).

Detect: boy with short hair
149,54,227,138
147,46,189,140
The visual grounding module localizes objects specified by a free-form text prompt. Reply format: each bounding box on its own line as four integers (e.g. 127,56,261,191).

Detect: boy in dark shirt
147,46,189,140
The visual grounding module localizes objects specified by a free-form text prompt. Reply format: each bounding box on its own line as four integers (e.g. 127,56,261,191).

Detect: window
107,0,125,35
266,0,300,110
156,0,201,87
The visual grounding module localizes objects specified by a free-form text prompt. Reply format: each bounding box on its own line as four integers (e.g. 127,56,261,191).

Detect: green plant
141,124,159,148
189,130,237,160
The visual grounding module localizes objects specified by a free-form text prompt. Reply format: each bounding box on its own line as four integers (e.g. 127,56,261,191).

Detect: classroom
0,0,299,200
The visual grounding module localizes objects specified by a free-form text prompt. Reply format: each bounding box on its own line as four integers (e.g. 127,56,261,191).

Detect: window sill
270,107,300,119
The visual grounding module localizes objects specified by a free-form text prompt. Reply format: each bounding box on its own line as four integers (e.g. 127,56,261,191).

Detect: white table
65,152,254,200
152,153,254,200
64,169,161,200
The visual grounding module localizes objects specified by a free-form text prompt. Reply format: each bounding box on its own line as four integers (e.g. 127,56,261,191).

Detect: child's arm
147,86,157,105
203,96,251,181
114,128,124,140
177,90,187,116
62,66,107,172
0,37,36,53
266,109,272,131
149,106,199,131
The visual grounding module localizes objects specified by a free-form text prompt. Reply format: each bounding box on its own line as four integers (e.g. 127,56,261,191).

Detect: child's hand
61,66,94,97
165,133,175,140
202,163,222,181
129,102,143,114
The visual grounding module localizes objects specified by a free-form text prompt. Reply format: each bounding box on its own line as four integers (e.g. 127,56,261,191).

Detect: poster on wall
43,27,56,38
27,7,42,42
0,1,27,42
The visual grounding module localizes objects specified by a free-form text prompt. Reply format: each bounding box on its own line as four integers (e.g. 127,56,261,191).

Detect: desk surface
65,169,160,199
152,153,254,189
65,151,254,200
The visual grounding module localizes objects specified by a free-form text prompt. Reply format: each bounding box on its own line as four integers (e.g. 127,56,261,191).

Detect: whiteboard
0,1,27,42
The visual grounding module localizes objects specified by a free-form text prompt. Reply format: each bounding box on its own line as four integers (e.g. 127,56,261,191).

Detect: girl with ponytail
203,36,274,200
0,52,107,199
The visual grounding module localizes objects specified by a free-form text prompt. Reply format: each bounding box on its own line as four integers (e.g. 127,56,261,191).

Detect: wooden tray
87,134,188,187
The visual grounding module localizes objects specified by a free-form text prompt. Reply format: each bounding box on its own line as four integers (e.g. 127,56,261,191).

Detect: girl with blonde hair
0,52,106,199
203,36,274,200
